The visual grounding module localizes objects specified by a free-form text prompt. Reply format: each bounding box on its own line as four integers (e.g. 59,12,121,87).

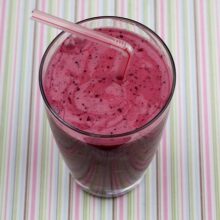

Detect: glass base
74,175,145,198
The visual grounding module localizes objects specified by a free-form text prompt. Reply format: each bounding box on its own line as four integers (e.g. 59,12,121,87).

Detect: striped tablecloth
0,0,219,219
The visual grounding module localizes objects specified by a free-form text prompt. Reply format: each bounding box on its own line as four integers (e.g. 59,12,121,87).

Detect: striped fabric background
0,0,219,219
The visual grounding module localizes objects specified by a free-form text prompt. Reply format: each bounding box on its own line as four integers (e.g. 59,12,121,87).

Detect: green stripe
48,0,55,41
207,0,220,218
83,193,88,220
101,199,106,220
103,0,108,14
128,0,133,18
168,1,179,220
127,191,131,220
66,0,71,19
88,0,91,17
145,170,151,219
131,190,135,219
143,0,148,26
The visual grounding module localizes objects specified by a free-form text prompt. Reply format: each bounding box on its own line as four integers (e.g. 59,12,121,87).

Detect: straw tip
32,9,41,15
31,10,36,20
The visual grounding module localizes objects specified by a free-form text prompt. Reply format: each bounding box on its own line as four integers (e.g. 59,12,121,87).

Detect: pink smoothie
44,28,171,135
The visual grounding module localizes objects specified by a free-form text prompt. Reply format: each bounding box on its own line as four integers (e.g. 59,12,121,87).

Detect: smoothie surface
43,28,171,134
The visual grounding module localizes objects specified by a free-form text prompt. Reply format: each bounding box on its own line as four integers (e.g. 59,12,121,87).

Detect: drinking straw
31,10,133,78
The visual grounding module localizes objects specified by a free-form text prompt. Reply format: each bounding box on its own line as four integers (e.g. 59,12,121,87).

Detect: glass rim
39,16,176,139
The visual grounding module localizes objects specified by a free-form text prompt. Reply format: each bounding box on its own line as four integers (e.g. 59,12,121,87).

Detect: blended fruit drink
44,28,170,135
40,17,175,197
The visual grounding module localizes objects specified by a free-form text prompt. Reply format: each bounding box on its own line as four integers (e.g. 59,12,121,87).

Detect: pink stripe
200,0,213,219
95,0,98,15
29,51,42,220
120,0,124,17
30,0,46,217
162,133,168,220
80,0,85,20
159,0,165,38
93,194,95,220
176,0,184,219
74,183,80,220
119,196,124,220
0,0,7,70
3,1,20,219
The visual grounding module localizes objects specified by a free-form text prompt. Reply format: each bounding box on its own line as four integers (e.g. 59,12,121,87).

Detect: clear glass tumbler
39,16,176,197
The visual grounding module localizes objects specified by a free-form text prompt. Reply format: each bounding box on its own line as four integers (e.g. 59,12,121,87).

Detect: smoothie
44,28,171,135
41,27,173,196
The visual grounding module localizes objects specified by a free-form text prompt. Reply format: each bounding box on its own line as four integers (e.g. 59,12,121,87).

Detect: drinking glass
39,16,176,197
